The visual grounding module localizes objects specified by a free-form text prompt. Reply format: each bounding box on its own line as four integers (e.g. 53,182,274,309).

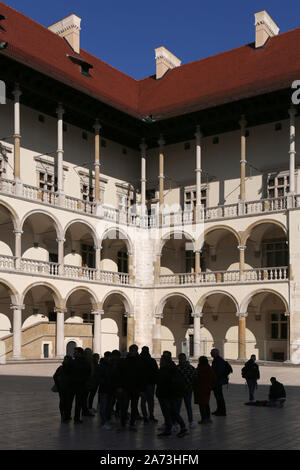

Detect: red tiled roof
1,1,300,120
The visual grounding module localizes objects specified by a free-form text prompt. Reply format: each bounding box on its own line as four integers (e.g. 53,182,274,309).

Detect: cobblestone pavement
0,362,299,450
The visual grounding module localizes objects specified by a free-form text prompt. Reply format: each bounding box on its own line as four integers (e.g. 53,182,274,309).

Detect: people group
53,346,286,436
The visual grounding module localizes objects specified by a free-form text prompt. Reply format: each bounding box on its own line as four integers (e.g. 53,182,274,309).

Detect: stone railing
64,265,97,281
0,177,293,226
159,266,289,285
99,270,130,285
20,258,59,276
0,254,16,270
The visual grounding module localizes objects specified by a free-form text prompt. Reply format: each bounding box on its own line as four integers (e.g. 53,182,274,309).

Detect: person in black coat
211,348,227,416
95,351,115,428
268,377,286,407
118,344,144,430
242,354,260,402
156,355,188,438
53,355,73,422
68,347,92,423
140,346,159,423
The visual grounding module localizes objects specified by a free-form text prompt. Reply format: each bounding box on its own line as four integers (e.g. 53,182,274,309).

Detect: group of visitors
53,346,286,436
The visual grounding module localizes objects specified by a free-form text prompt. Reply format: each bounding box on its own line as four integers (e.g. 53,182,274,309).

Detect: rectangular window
270,312,287,339
43,344,49,358
184,186,207,210
267,173,290,199
263,241,288,267
118,251,128,273
185,251,195,273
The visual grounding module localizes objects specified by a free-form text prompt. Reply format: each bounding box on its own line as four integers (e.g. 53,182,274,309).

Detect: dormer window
66,54,93,77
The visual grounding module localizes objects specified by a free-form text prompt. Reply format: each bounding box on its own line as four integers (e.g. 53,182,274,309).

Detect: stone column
93,119,101,204
158,135,165,224
11,304,24,359
56,237,65,276
153,314,162,357
128,251,134,283
238,245,246,281
56,104,65,205
195,125,203,221
55,309,65,358
154,253,161,284
193,313,202,359
289,107,296,196
239,115,247,209
126,313,135,350
95,246,101,280
13,84,23,196
195,250,201,275
92,309,103,355
237,312,248,360
140,139,147,216
14,229,23,270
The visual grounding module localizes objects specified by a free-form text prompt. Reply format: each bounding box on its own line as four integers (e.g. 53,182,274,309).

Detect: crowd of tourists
53,346,286,437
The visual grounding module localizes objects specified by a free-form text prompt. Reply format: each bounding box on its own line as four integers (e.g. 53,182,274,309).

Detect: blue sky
4,0,300,79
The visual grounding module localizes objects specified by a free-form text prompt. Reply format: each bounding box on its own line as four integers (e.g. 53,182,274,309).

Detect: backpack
224,361,233,378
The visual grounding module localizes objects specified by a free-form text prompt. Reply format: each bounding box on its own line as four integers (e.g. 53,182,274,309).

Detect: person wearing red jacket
193,356,216,424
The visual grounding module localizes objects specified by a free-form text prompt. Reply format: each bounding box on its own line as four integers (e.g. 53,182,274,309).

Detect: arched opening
102,292,130,355
160,233,195,276
0,204,15,258
203,227,240,273
200,292,238,359
245,291,289,361
101,229,131,274
161,294,194,357
0,282,15,340
66,340,77,357
64,222,98,278
21,213,59,274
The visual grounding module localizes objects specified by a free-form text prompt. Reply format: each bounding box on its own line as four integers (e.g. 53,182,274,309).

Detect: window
185,250,195,273
184,186,207,210
270,313,287,340
0,156,5,177
49,311,57,322
267,173,290,199
38,171,57,193
83,313,94,324
43,344,49,358
263,240,288,267
81,182,94,203
118,251,128,273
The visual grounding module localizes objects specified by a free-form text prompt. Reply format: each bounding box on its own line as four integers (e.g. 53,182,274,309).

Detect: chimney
48,14,82,54
155,46,181,79
254,10,279,48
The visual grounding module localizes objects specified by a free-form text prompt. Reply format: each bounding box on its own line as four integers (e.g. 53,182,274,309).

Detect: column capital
53,307,67,314
239,114,247,129
195,125,202,139
13,84,22,99
10,304,25,311
192,312,203,319
289,106,297,118
155,313,163,319
236,312,248,318
140,138,147,153
56,238,66,244
13,229,23,236
158,135,165,147
237,245,247,251
125,312,134,319
56,103,65,115
91,309,104,316
93,119,101,133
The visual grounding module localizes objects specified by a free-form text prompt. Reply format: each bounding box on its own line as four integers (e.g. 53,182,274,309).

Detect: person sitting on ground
242,354,260,402
268,377,286,407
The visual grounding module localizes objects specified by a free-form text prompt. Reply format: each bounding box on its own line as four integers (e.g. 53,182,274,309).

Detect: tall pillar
154,253,161,284
239,115,247,202
93,120,101,204
128,251,134,283
56,104,65,204
95,246,101,279
14,229,23,270
126,313,135,350
140,139,147,216
153,314,162,357
237,312,248,360
56,237,65,275
92,309,103,355
158,135,165,224
238,245,246,281
13,84,23,196
193,313,202,359
195,125,202,221
11,304,25,359
289,107,296,196
55,309,65,358
195,250,201,274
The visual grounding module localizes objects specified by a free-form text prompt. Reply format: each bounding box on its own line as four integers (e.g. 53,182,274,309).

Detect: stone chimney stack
254,10,279,48
48,14,82,54
155,46,181,79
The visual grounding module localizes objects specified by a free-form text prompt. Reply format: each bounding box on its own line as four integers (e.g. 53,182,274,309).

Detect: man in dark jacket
156,355,188,438
242,354,260,402
69,347,92,423
95,351,114,428
140,346,159,423
118,344,144,431
53,355,73,422
268,377,286,407
177,353,196,428
211,348,227,416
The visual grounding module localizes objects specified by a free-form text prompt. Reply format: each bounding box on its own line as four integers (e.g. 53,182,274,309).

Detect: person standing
193,356,216,424
53,355,73,423
210,348,228,416
69,347,92,424
242,354,260,402
177,353,196,428
140,346,159,423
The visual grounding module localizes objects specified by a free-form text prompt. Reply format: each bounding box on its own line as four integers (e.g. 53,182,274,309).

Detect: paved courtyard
0,362,300,450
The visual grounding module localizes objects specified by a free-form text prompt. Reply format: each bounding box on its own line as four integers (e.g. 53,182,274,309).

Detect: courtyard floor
0,362,299,451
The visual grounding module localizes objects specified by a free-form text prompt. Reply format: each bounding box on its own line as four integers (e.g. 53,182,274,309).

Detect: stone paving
0,362,300,450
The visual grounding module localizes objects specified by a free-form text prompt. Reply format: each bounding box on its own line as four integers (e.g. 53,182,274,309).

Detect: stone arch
0,278,20,305
0,200,20,231
156,292,195,317
64,219,99,248
100,227,133,254
196,290,239,314
240,288,289,315
21,282,63,309
65,286,100,310
101,290,133,316
20,209,63,238
241,219,287,246
203,225,241,246
159,230,196,256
